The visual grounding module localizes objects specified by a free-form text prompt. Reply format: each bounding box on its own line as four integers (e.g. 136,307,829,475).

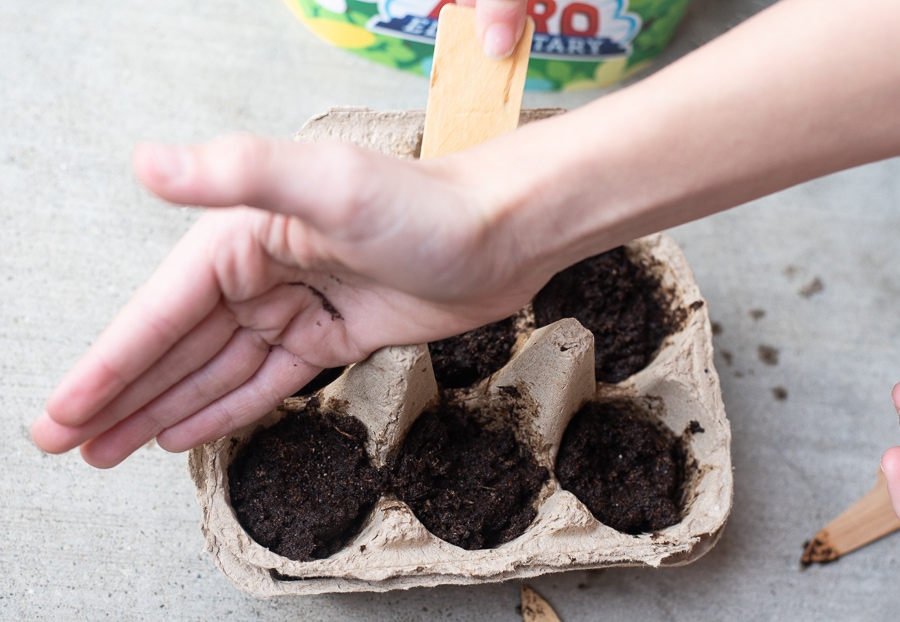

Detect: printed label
367,0,642,61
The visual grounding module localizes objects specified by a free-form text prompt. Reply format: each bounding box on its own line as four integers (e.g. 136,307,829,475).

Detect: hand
459,0,529,59
883,447,900,519
30,135,546,468
31,0,900,469
882,383,900,518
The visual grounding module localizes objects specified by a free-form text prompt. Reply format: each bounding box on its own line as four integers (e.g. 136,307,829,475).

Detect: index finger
458,0,529,58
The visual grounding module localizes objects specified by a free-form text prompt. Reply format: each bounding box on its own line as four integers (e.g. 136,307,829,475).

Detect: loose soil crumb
288,281,343,320
749,309,766,320
228,398,383,561
772,386,788,401
390,401,548,550
428,316,518,389
555,401,687,534
758,345,780,366
800,277,824,298
533,247,684,383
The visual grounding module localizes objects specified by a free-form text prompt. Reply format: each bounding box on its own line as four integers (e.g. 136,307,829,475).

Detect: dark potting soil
533,246,685,383
389,401,548,550
555,400,687,535
428,316,518,389
230,247,690,558
227,398,383,561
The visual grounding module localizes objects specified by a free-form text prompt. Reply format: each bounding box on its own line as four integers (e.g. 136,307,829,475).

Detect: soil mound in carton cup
534,246,685,383
188,107,733,596
556,400,689,534
389,399,549,550
228,398,384,561
284,0,693,90
428,315,519,389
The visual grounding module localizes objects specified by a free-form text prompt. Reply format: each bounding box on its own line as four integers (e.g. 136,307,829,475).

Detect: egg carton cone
188,108,733,596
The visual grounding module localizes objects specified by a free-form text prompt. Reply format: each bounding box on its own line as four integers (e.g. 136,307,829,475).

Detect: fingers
41,325,268,463
43,224,221,427
155,346,316,454
882,447,900,519
79,329,294,468
38,276,340,466
458,0,529,58
31,305,238,454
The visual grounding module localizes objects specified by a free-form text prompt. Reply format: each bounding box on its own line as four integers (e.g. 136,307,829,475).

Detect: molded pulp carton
189,107,733,596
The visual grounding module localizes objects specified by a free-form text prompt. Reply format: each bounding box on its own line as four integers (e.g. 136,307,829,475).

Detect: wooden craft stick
801,468,900,565
521,584,562,622
420,4,534,159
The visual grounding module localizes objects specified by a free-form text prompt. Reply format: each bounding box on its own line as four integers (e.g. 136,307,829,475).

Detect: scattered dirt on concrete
758,345,780,366
800,277,824,298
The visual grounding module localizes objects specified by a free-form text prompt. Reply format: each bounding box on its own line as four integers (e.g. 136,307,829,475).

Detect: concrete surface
3,0,900,620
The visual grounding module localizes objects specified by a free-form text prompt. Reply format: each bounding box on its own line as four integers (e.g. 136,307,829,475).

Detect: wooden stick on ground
420,4,534,159
801,468,900,565
521,585,562,622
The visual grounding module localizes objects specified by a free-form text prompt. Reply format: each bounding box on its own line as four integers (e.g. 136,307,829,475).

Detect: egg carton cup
188,108,733,596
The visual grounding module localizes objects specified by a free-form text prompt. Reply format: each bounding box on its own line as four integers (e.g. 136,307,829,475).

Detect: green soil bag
286,0,691,91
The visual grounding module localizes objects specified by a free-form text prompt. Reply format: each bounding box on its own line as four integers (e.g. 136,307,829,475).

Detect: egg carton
188,108,733,596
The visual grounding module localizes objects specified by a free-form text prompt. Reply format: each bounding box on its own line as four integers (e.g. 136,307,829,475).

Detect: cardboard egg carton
188,108,733,596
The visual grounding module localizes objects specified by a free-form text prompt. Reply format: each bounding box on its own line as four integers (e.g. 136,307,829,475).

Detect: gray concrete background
3,0,900,619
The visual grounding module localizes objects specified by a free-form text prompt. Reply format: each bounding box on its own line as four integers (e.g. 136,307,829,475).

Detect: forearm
472,0,900,276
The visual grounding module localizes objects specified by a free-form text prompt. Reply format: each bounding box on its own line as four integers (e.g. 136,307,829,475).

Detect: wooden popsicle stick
801,468,900,565
521,585,562,622
420,4,534,159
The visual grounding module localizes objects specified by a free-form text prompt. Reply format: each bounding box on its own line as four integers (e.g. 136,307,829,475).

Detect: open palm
30,135,546,467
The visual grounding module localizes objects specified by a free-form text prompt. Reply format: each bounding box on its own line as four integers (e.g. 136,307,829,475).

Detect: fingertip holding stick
482,22,519,59
420,4,534,159
801,468,900,566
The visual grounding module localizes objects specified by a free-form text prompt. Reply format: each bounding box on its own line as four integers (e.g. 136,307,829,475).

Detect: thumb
132,134,420,238
459,0,529,59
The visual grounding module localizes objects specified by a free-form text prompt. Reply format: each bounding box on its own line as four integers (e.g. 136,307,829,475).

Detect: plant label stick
521,584,562,622
801,468,900,565
420,4,534,159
